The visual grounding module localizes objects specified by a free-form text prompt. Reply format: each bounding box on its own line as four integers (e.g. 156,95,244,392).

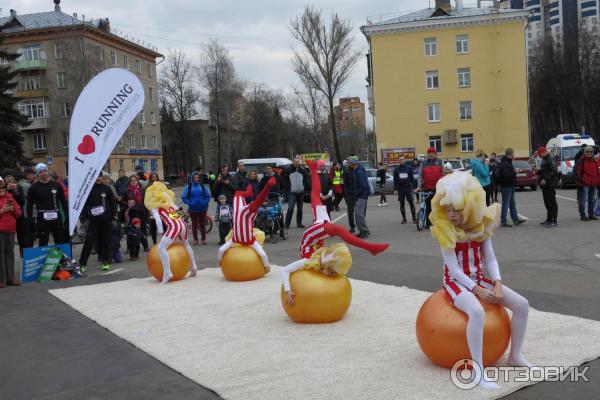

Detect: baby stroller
255,193,287,243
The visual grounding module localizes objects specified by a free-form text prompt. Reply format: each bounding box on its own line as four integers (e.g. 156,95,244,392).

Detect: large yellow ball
220,245,266,281
281,269,352,324
147,243,191,282
416,289,511,368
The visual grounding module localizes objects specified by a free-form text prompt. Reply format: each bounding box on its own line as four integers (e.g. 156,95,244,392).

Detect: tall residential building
334,97,366,134
0,1,163,179
361,1,530,159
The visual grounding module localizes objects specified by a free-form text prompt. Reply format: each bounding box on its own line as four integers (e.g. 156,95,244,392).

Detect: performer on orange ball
429,171,531,389
281,159,389,305
218,177,276,273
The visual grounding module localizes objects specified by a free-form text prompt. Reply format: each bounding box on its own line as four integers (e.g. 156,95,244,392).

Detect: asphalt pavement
1,187,599,399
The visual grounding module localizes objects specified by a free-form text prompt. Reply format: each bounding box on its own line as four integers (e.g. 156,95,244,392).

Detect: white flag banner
68,68,144,234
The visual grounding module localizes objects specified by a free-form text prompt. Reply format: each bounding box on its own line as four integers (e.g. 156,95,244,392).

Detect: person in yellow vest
330,161,344,212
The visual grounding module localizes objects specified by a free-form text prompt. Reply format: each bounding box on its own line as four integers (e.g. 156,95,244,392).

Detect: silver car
365,168,395,194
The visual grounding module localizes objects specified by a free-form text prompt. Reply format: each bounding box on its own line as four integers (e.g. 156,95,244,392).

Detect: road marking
331,213,347,223
102,268,124,275
556,195,577,202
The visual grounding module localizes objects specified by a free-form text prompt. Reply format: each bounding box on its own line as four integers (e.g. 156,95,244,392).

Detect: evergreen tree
0,37,29,170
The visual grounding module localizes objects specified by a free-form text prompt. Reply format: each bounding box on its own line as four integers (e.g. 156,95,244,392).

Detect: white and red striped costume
300,205,331,258
156,207,188,240
442,239,500,302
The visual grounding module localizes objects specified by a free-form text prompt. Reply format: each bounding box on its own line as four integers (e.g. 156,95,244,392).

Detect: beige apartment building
334,97,366,135
0,1,163,179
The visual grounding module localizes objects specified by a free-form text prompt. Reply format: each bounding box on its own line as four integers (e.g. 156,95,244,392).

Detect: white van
545,134,595,188
237,158,293,178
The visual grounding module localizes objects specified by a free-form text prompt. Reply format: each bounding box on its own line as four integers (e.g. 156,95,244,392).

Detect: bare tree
292,86,329,152
290,5,362,162
199,39,244,166
158,49,200,173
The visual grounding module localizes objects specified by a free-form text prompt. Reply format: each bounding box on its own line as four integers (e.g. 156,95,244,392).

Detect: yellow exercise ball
147,243,191,282
225,228,265,246
416,289,511,369
281,269,352,324
220,245,266,281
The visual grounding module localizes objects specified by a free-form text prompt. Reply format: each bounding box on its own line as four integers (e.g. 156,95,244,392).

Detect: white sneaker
377,203,383,207
383,202,388,206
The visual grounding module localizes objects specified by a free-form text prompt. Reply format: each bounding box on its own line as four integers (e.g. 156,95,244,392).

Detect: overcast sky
4,0,480,118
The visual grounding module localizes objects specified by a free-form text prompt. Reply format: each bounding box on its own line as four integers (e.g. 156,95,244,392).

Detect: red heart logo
78,135,96,155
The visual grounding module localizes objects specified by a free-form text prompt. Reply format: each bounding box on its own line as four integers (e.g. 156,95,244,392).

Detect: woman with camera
0,175,23,288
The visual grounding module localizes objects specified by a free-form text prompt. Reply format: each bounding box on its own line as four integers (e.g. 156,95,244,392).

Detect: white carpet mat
49,267,600,400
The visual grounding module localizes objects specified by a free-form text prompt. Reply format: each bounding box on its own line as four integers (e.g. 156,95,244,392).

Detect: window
151,135,157,149
131,159,136,172
139,110,145,125
24,73,42,90
54,44,64,59
424,37,437,56
150,111,156,125
149,87,154,101
110,50,117,66
428,135,442,153
426,70,439,89
458,67,471,87
22,45,43,61
460,133,474,152
147,63,152,78
119,159,124,170
123,55,129,68
97,46,104,62
60,102,71,118
141,135,147,148
118,138,124,148
136,60,141,74
456,34,469,54
62,131,68,148
33,132,46,150
19,100,47,119
427,103,440,122
459,101,472,120
56,72,66,89
129,134,136,148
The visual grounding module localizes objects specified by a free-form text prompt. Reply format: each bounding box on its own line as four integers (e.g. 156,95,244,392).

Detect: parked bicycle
416,192,433,231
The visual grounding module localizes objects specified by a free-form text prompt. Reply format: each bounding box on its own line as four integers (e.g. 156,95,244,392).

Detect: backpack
493,166,503,181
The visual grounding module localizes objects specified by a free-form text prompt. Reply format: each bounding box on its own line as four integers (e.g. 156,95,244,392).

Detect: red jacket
576,157,600,186
0,193,22,233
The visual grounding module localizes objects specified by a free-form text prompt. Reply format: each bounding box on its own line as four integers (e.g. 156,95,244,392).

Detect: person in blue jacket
182,171,212,245
470,149,492,206
350,158,371,238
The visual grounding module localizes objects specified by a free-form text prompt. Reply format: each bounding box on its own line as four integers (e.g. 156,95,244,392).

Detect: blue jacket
182,172,212,212
470,158,491,187
352,165,370,200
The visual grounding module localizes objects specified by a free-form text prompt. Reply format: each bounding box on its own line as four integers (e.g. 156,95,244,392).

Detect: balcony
21,118,47,131
16,88,49,98
15,59,48,71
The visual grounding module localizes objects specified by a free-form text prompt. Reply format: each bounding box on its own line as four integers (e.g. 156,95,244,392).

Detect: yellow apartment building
361,2,531,160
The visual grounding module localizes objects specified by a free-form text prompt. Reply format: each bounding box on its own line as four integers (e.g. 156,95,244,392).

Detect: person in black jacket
494,148,525,227
79,173,118,272
317,160,334,217
283,157,310,229
376,163,388,206
212,165,236,204
393,156,416,224
260,165,283,194
342,157,356,233
537,147,558,227
27,163,68,246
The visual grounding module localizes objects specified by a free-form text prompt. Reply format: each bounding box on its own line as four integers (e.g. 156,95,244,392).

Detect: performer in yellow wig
144,182,198,283
429,171,531,389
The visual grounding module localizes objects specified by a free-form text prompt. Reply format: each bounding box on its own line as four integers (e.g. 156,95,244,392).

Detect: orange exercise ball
416,289,511,368
281,269,352,324
220,245,266,281
147,243,191,282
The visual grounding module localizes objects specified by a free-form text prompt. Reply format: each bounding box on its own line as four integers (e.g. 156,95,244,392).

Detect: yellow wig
429,171,500,250
225,228,266,246
143,181,177,210
304,243,353,275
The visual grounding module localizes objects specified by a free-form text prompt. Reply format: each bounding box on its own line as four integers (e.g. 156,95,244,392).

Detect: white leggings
158,236,198,278
453,283,529,370
217,239,270,268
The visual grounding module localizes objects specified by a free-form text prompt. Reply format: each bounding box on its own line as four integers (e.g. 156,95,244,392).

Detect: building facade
334,97,367,134
0,2,163,179
361,2,530,159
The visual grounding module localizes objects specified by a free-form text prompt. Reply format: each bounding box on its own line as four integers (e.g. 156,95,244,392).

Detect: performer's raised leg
323,223,389,255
